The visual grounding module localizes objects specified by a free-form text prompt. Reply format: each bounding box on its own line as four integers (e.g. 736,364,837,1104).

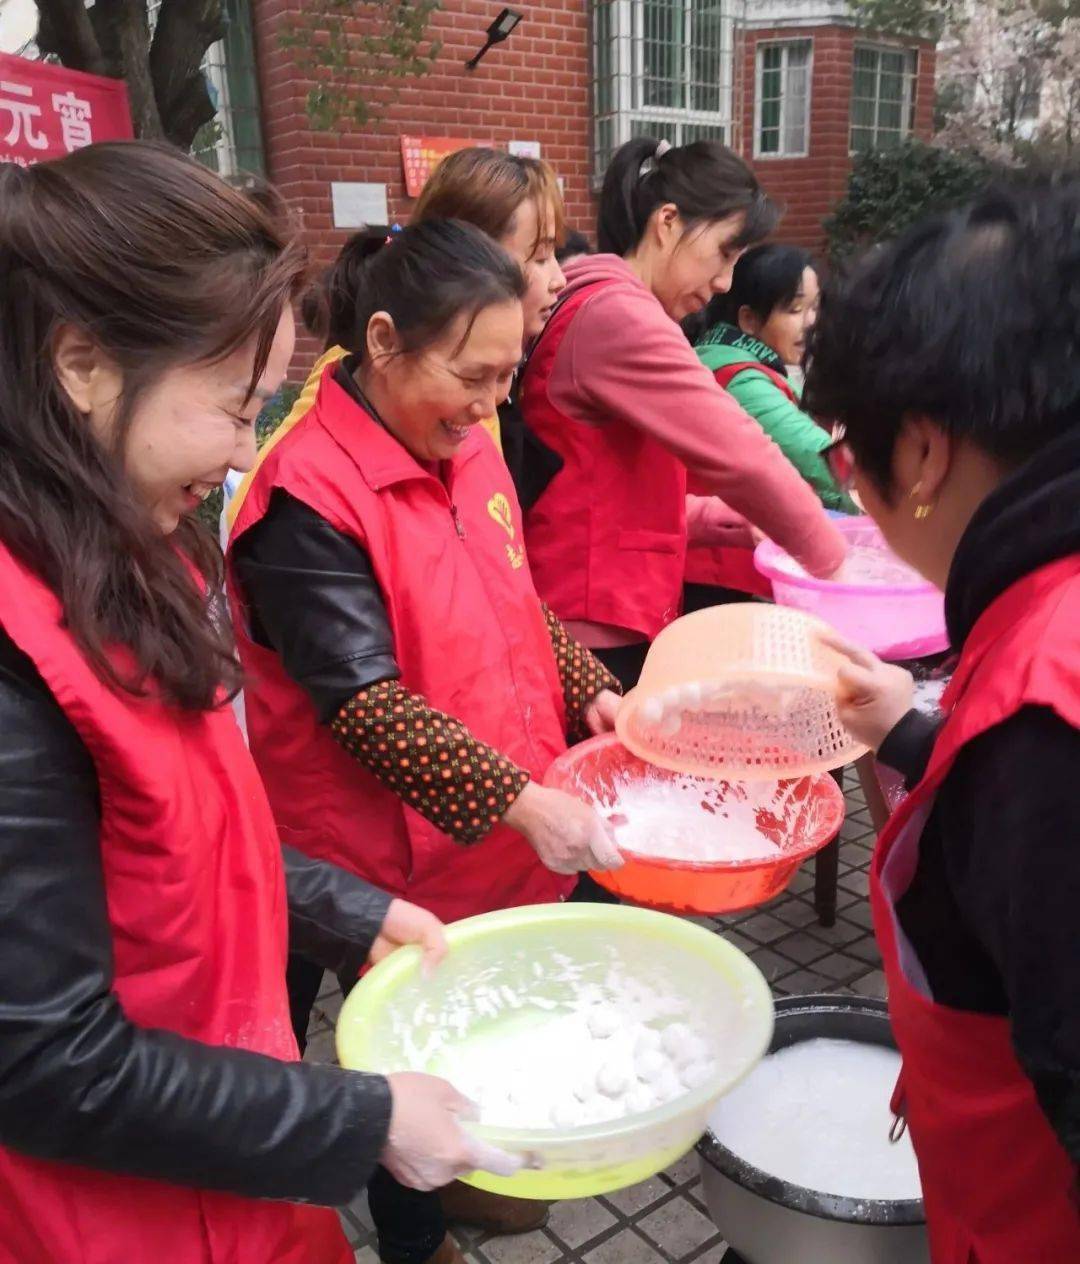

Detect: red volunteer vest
683,362,790,595
228,369,573,922
520,282,688,641
872,555,1080,1263
0,545,348,1264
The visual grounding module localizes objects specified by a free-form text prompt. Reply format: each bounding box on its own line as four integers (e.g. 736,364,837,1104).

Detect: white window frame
592,0,736,185
754,38,813,160
849,42,918,156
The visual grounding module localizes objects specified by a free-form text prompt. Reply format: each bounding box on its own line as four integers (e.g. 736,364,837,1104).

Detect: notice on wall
508,139,541,159
331,181,389,229
400,135,490,197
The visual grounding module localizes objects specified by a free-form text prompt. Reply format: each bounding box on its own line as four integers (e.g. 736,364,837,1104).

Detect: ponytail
597,137,779,256
305,220,525,361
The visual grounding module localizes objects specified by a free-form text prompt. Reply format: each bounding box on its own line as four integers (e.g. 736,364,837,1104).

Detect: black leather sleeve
0,630,392,1205
284,845,392,981
231,489,400,722
877,708,942,788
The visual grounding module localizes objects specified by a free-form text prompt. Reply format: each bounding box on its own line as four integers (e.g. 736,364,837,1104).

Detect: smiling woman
226,219,628,1263
0,141,512,1264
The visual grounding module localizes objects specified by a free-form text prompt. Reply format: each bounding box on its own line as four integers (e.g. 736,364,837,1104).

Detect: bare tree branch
34,0,107,75
150,0,226,149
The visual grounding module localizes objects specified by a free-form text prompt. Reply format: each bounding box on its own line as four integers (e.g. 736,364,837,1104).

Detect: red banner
400,135,492,198
0,52,133,169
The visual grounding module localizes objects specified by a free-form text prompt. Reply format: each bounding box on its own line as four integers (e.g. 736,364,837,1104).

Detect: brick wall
251,2,934,366
736,23,935,258
253,0,592,362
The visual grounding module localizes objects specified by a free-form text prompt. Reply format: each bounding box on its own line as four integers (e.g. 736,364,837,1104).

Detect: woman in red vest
227,221,623,1264
0,144,522,1264
803,187,1080,1260
519,137,847,689
683,244,858,611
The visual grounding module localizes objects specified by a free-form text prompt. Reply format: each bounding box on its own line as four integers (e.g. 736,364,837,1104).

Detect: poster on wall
400,135,491,197
0,52,133,167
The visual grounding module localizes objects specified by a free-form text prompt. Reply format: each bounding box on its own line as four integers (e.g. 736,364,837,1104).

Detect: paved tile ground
305,773,884,1263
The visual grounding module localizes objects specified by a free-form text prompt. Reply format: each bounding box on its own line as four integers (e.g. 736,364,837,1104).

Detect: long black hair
597,137,778,257
0,142,306,710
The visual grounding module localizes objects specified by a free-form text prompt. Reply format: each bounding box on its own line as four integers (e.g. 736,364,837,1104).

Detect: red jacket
521,280,689,640
0,544,348,1264
873,555,1080,1263
229,368,574,921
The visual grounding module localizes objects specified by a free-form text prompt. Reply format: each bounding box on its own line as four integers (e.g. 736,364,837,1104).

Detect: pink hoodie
546,255,845,600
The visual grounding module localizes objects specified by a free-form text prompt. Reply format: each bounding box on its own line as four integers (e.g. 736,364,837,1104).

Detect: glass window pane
759,127,780,154
761,65,781,101
787,41,810,69
878,98,902,130
760,97,780,131
850,125,872,152
851,97,875,127
784,90,808,153
763,45,782,71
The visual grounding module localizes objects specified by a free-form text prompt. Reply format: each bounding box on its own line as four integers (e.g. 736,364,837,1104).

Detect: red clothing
522,280,688,642
0,544,347,1264
522,253,844,639
872,555,1080,1263
683,360,792,595
229,368,574,922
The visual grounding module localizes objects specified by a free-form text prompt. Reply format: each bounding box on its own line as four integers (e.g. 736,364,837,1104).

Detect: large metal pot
697,995,929,1264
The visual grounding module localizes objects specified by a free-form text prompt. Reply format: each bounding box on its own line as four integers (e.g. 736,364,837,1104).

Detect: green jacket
695,323,858,514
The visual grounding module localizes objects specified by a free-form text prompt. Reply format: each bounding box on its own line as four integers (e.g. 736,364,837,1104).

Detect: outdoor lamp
464,8,523,71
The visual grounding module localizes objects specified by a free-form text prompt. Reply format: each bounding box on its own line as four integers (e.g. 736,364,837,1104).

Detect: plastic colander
616,604,866,780
754,516,948,661
336,903,773,1200
545,735,844,914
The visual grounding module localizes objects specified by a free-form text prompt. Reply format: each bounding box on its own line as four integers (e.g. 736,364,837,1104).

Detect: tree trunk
89,0,163,140
150,0,228,151
34,0,108,77
34,0,224,149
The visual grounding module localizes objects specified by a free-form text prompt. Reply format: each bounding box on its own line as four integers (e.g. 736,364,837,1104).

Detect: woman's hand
369,899,447,976
381,1072,528,1190
822,632,914,752
504,782,623,874
584,688,621,736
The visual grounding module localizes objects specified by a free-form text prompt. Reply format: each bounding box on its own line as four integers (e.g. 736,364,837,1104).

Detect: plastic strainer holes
615,606,866,780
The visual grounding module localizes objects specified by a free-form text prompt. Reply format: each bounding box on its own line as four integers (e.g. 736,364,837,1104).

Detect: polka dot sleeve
330,681,531,845
542,605,623,740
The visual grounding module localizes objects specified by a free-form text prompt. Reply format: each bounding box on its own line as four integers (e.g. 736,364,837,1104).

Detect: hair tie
638,139,672,180
383,222,403,245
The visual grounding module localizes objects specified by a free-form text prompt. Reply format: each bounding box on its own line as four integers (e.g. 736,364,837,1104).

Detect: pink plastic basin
754,517,948,661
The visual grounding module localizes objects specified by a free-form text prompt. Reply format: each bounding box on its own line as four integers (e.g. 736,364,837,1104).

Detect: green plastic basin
337,903,773,1200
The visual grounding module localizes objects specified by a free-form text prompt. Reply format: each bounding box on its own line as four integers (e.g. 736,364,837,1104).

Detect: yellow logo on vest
487,493,525,570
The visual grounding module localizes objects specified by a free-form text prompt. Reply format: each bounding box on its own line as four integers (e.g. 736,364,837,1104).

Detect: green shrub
825,140,995,265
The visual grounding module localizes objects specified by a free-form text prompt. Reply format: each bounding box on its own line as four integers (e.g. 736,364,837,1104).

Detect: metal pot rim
697,993,926,1227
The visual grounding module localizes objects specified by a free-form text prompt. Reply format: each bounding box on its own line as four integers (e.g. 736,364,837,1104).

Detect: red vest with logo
683,361,790,595
228,369,573,922
0,545,348,1264
520,282,688,641
872,555,1080,1263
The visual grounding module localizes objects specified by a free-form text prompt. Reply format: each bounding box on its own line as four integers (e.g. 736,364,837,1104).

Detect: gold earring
909,485,933,520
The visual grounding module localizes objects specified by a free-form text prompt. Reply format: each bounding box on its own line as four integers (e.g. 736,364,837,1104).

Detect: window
755,39,811,159
850,45,917,154
147,0,265,178
592,0,735,181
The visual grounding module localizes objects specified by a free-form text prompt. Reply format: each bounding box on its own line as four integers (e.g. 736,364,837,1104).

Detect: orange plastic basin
546,735,844,916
